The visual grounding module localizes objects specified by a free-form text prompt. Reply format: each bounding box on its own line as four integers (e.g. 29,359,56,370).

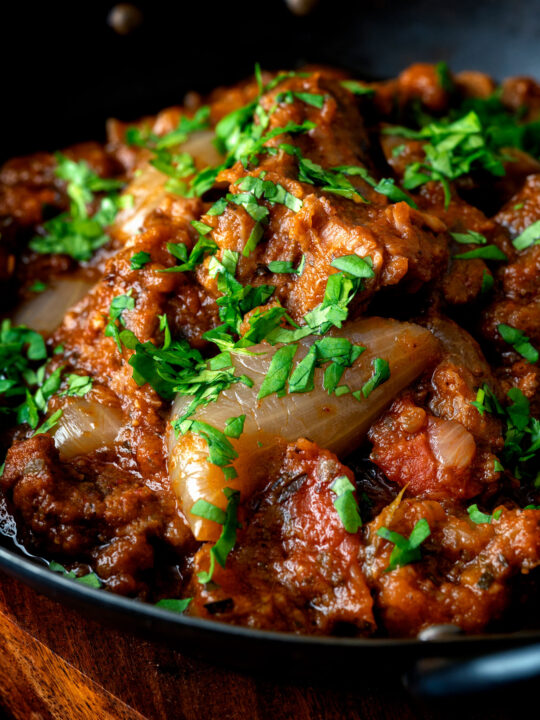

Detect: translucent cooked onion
168,317,440,540
181,130,223,168
428,419,476,470
114,130,223,239
54,398,124,460
13,277,94,335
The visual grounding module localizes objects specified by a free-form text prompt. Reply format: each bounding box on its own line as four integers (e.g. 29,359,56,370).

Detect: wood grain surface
0,570,531,720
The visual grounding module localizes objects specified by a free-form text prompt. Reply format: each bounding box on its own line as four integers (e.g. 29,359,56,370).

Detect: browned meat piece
364,498,540,637
188,439,375,635
501,76,540,121
495,174,540,237
1,433,191,596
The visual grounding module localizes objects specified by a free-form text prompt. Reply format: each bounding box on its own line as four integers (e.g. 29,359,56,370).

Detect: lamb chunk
495,174,540,237
188,439,375,636
364,498,540,637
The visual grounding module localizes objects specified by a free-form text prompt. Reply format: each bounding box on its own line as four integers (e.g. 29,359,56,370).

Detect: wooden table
0,571,529,720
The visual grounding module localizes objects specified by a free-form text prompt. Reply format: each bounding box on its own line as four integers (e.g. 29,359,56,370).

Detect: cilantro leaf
105,292,135,351
335,165,418,208
450,230,487,245
267,259,303,274
340,80,375,96
481,270,494,295
498,324,539,364
361,358,390,398
60,374,93,397
196,487,241,584
288,345,317,393
513,220,540,251
179,419,238,469
224,415,246,439
130,251,151,270
467,504,502,524
30,154,125,261
33,409,63,436
330,475,362,532
190,499,227,525
385,111,510,208
155,598,192,613
377,518,431,571
453,245,507,261
330,254,375,279
258,344,297,399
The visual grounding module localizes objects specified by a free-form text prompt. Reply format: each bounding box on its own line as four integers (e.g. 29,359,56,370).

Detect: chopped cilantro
130,251,151,270
450,230,487,245
498,324,539,364
385,111,509,207
377,518,431,572
276,90,326,108
155,598,192,613
243,221,264,257
235,175,303,213
481,270,494,295
360,358,390,398
207,198,228,216
513,220,540,251
59,374,93,397
224,415,246,439
190,499,227,525
178,419,238,474
267,257,304,274
330,254,375,279
467,504,502,524
105,292,135,351
192,487,241,584
30,153,125,261
49,561,102,588
454,245,507,261
330,475,362,532
435,61,454,92
288,345,318,394
335,165,418,208
0,321,68,431
472,383,540,481
191,220,213,235
160,235,218,273
258,344,298,399
340,80,375,96
32,408,63,436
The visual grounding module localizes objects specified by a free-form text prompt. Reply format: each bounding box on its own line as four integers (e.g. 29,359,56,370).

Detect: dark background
1,0,540,160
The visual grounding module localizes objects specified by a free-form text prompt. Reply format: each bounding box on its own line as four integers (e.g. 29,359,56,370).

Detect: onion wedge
13,277,95,335
54,398,124,460
168,317,440,540
113,130,223,240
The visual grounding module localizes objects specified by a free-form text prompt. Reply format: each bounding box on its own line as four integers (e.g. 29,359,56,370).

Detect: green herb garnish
30,153,125,261
454,245,507,261
377,518,431,572
513,220,540,251
467,504,502,524
498,324,539,363
130,251,151,270
155,598,192,613
330,475,362,532
191,487,241,584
